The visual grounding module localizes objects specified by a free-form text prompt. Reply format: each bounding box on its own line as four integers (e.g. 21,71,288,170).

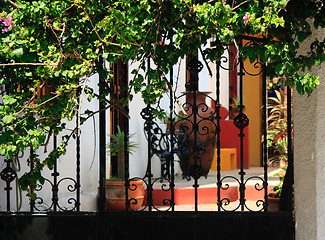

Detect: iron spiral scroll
33,177,79,212
174,91,218,180
217,176,267,212
124,176,174,212
219,38,264,76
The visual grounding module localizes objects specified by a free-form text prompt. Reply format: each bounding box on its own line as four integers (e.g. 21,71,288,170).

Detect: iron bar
192,85,199,212
216,61,221,211
5,165,10,211
98,57,106,213
98,56,106,240
188,54,200,211
76,106,81,212
29,147,35,212
5,159,12,211
52,134,58,212
146,58,153,212
124,98,130,211
238,41,246,212
287,86,293,207
262,64,268,211
169,65,175,211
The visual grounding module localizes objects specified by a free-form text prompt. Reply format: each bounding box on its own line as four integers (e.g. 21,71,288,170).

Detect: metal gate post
98,57,107,240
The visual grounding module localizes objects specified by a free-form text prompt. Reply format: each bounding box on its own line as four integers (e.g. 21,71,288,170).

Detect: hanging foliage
0,0,324,197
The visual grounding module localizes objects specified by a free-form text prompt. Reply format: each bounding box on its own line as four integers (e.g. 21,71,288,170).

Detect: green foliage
267,89,291,165
107,126,138,157
271,167,293,198
0,0,324,198
271,168,286,198
107,126,138,179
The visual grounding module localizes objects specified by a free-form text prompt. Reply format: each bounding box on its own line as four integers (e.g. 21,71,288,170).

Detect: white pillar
294,27,325,240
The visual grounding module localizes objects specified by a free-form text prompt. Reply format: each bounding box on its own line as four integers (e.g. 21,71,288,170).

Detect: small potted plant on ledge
229,95,245,119
106,126,144,211
268,168,294,212
268,168,285,211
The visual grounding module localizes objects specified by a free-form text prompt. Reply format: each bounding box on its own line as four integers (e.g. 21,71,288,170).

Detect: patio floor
149,167,281,211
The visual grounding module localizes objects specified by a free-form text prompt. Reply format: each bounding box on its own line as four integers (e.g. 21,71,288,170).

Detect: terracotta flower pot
267,193,294,212
268,194,280,212
105,179,145,211
178,91,217,179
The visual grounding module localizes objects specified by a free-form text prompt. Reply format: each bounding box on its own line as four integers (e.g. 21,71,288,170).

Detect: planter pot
267,194,294,212
178,91,217,179
105,179,145,211
268,195,280,212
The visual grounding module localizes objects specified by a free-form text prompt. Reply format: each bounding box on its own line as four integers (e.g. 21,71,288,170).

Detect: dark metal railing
0,37,293,214
136,37,274,212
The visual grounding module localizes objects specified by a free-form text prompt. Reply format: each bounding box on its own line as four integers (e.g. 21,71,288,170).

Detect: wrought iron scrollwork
241,38,264,76
1,159,17,211
151,178,174,211
219,44,240,71
233,112,249,129
33,177,79,212
56,177,79,211
216,175,267,212
141,105,155,122
175,91,218,180
34,179,54,211
218,176,242,212
0,166,17,183
243,176,267,212
187,57,204,74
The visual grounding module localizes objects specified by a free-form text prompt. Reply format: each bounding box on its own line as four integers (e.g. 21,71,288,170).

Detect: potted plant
229,95,245,119
267,89,291,167
106,126,144,211
268,167,294,211
267,89,294,211
268,168,285,211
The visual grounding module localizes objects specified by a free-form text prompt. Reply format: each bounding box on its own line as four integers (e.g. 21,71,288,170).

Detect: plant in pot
268,168,285,211
229,95,245,119
268,167,294,211
267,89,290,167
106,126,144,211
266,89,294,211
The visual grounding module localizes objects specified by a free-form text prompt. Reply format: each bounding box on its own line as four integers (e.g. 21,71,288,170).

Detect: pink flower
3,16,14,28
2,16,14,32
243,13,250,25
222,0,226,2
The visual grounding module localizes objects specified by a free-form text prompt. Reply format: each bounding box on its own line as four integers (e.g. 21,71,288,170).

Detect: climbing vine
0,0,324,197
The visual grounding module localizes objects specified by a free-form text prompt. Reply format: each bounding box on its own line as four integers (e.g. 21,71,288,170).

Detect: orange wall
243,58,262,167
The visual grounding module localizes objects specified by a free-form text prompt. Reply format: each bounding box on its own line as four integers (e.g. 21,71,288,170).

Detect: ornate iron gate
124,35,294,214
0,36,294,240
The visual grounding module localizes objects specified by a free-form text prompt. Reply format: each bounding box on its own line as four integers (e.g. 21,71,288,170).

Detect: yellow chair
211,148,237,171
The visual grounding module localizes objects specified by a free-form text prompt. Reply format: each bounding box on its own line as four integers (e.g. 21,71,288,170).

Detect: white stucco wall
0,73,105,212
294,27,325,240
